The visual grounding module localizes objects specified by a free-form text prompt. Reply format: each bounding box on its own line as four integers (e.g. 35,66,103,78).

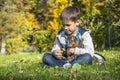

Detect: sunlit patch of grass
0,48,120,80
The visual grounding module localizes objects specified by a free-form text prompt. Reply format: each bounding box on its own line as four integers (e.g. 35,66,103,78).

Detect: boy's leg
70,53,92,65
42,53,66,67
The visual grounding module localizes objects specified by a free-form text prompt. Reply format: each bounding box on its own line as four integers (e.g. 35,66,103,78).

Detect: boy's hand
53,50,63,59
67,48,75,56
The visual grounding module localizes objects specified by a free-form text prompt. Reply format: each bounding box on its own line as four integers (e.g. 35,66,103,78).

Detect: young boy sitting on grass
42,6,94,69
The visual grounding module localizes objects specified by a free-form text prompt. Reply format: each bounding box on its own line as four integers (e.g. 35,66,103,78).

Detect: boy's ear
75,20,80,26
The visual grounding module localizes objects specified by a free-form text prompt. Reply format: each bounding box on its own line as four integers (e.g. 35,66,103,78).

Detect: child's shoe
63,63,72,69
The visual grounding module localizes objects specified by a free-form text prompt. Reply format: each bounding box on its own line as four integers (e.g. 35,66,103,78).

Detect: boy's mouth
65,30,71,34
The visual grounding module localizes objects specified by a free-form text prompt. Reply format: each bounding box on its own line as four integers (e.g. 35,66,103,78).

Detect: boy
42,6,94,69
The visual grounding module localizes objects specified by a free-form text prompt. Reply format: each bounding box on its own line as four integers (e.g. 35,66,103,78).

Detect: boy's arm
51,38,61,53
51,31,66,53
74,31,94,57
51,36,64,59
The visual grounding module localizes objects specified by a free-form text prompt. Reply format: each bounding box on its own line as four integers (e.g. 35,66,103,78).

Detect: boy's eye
66,24,71,26
63,24,71,27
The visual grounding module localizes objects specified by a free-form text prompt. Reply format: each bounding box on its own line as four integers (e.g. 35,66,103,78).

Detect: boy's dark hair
60,6,80,22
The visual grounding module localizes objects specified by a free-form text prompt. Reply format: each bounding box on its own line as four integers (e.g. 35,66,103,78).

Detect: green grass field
0,48,120,80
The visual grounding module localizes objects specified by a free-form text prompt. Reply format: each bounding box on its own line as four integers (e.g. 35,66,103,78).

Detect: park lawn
0,48,120,80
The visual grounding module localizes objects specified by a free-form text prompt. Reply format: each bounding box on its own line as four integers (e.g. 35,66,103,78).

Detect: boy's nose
64,26,68,30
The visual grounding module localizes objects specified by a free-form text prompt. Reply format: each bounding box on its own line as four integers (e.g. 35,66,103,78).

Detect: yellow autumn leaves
18,0,105,31
47,0,104,31
25,12,40,30
47,0,71,31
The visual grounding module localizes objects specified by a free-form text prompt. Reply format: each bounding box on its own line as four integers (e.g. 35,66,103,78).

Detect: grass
0,48,120,80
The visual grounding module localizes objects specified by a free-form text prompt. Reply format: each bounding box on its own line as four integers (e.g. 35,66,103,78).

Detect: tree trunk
0,36,6,54
108,26,111,48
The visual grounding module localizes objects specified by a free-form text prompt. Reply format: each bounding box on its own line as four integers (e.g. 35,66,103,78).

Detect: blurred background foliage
0,0,120,54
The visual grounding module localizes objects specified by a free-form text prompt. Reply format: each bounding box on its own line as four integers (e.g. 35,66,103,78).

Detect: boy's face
62,20,80,36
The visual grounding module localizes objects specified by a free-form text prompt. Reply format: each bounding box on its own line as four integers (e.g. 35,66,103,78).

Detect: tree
34,0,72,31
103,0,120,48
46,0,72,31
0,0,26,54
72,0,120,48
0,0,42,54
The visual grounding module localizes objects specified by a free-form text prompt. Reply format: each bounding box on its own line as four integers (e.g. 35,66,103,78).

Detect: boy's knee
42,53,52,63
85,53,92,60
84,53,92,64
